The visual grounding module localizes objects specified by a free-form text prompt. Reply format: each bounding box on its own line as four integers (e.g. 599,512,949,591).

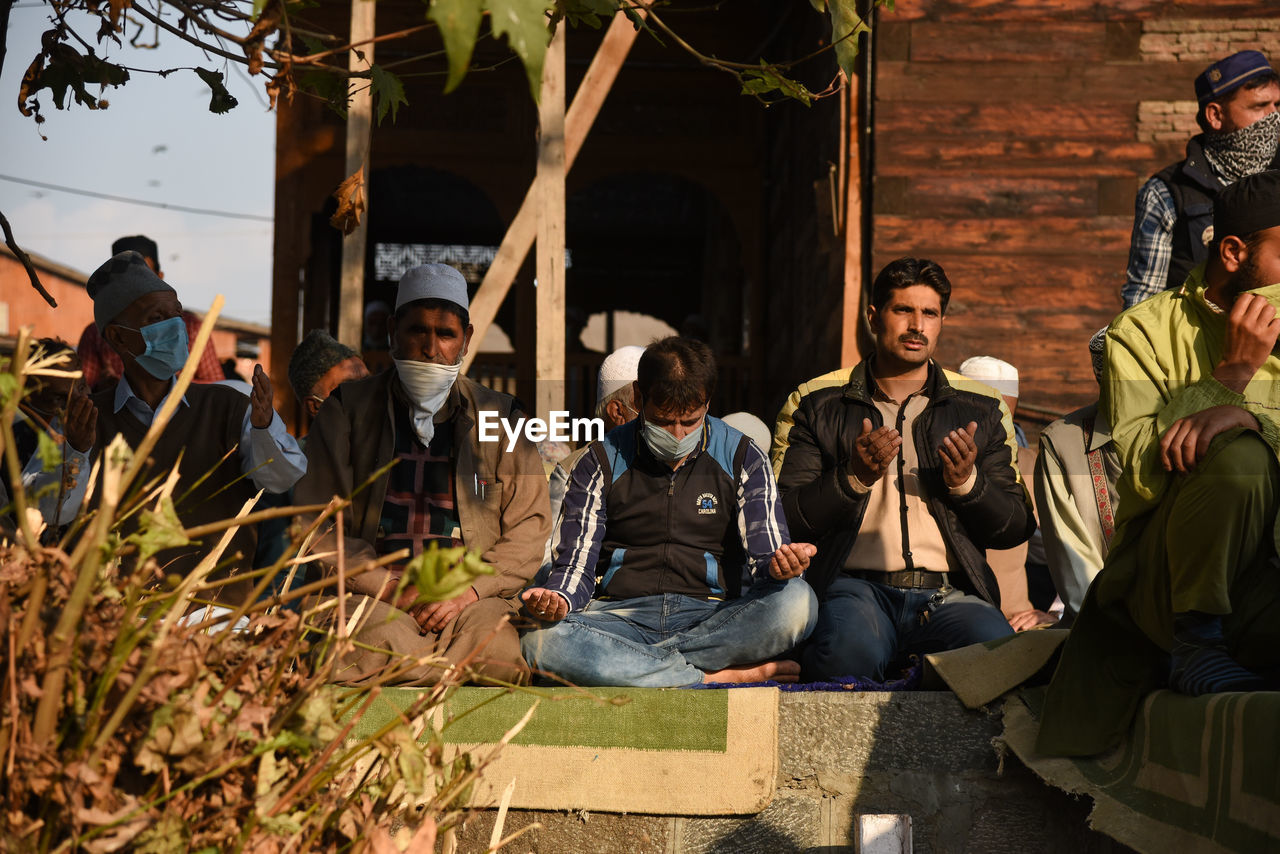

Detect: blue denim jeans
521,577,818,688
801,576,1013,681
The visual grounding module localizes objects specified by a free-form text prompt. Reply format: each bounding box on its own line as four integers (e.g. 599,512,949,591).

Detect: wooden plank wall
871,0,1280,417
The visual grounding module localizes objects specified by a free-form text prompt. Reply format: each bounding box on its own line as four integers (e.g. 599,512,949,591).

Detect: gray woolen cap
395,263,469,312
289,329,359,399
86,250,176,330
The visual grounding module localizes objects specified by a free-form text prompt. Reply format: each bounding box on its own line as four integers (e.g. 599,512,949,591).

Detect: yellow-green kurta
1037,266,1280,756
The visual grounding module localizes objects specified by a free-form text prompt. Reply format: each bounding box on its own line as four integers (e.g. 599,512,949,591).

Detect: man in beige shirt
772,257,1035,680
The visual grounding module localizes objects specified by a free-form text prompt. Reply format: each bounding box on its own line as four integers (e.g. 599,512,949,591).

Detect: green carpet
351,686,728,751
342,685,780,814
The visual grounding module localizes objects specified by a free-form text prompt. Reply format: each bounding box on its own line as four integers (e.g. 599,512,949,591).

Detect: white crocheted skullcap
958,355,1019,398
395,263,469,312
597,345,646,405
722,411,773,453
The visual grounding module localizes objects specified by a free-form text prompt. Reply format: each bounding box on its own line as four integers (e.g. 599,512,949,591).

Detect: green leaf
808,0,826,12
36,429,62,472
369,64,407,124
487,0,554,101
827,0,871,81
193,67,238,114
127,494,190,568
428,0,484,93
740,62,813,106
299,69,348,118
559,0,615,28
0,373,16,403
404,542,494,604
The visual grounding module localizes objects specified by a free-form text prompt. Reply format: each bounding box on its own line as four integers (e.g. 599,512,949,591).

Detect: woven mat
1000,687,1280,854
349,685,780,814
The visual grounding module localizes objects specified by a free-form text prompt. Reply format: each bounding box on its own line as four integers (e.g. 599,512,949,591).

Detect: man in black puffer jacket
772,257,1035,681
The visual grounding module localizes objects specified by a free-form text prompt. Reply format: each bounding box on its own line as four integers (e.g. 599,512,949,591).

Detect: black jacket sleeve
947,402,1036,550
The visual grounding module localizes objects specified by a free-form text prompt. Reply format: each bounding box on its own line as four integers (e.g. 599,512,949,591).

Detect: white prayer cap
722,412,773,453
395,263,469,312
597,345,645,405
959,355,1019,398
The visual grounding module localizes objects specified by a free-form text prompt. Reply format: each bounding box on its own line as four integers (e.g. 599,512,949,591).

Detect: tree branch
0,209,56,309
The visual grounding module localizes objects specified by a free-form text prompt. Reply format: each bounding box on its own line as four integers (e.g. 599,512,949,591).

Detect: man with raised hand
773,257,1034,683
521,336,817,687
296,263,550,686
1040,170,1280,757
86,250,305,602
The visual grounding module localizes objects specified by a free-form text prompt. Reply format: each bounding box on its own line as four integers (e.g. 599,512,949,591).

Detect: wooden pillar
462,8,645,372
840,59,867,368
536,25,567,422
337,0,375,348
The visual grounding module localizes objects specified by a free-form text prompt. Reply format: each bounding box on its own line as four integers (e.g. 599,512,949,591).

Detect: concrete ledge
452,692,1134,853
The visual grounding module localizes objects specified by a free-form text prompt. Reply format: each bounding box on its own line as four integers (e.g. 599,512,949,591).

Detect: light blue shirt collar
113,375,189,425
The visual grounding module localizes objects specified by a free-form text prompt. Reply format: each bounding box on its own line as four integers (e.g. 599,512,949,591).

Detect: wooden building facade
269,0,1280,431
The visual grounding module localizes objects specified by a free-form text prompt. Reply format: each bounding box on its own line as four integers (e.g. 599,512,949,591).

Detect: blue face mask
121,316,190,380
643,418,704,464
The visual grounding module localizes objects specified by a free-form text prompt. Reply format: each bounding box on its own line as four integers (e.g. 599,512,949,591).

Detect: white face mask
394,358,461,445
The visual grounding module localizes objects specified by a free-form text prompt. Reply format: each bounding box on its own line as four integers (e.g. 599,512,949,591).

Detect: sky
1,3,277,325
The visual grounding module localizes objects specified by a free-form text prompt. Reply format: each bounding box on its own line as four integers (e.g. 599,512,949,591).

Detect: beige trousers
321,594,528,687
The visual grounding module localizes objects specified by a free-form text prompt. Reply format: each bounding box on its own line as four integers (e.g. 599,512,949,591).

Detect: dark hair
1196,71,1280,132
870,257,952,313
636,336,717,412
111,235,160,271
34,337,75,359
393,297,469,329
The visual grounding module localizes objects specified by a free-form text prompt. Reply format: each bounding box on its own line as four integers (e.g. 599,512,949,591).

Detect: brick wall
871,0,1280,417
0,249,95,345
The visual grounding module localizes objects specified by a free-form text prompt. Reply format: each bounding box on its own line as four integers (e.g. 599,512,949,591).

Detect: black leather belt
847,569,947,589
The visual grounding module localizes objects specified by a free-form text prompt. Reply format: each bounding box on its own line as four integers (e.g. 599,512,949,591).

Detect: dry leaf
330,167,365,235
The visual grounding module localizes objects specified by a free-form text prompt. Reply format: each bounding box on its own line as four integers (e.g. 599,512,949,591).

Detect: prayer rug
1000,687,1280,854
347,685,780,814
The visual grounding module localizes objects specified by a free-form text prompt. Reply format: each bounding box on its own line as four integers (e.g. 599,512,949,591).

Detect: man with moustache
296,264,550,686
772,257,1034,682
1124,51,1280,307
1040,170,1280,757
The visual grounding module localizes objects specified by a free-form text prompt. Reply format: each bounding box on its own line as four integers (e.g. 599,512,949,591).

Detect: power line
0,173,274,222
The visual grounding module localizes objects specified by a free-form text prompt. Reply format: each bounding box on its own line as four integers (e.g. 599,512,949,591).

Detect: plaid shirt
1122,178,1179,309
375,399,462,561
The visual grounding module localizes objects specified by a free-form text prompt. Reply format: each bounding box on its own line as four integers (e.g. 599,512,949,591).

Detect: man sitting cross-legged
772,257,1035,682
1039,170,1280,757
521,336,818,687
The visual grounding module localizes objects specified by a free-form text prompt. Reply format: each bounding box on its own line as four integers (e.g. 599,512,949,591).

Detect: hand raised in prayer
249,364,274,429
769,542,816,580
409,586,479,635
938,421,979,489
521,588,569,623
1215,292,1280,393
63,388,97,453
849,418,902,488
1159,404,1259,473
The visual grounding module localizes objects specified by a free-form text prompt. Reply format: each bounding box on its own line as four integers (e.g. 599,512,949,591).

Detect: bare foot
702,659,802,684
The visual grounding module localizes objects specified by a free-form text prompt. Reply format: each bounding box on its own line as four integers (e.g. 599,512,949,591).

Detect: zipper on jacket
894,399,915,573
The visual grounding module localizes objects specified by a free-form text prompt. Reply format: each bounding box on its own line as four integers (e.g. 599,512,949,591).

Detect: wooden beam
536,25,567,422
337,0,375,348
462,8,645,372
840,68,866,367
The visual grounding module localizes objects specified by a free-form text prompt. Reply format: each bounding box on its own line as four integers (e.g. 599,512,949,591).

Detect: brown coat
295,370,551,602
